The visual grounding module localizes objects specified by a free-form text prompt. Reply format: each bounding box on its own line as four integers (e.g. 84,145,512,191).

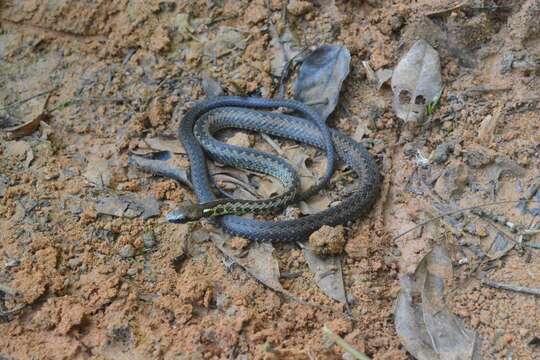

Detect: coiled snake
166,96,380,242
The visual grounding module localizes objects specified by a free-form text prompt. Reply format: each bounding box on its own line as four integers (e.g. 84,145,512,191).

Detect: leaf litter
395,245,482,360
294,45,351,121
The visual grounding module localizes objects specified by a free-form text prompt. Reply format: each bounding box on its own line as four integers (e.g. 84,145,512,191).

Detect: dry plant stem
0,87,57,110
392,200,540,242
323,325,371,360
481,279,540,296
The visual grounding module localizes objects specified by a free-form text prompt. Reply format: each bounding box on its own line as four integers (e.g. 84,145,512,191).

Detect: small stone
142,231,156,248
479,309,491,324
434,161,469,200
464,145,494,168
287,0,313,17
309,225,346,256
442,120,453,131
127,268,138,276
430,142,453,164
5,259,20,268
119,244,135,259
67,257,82,269
229,237,249,250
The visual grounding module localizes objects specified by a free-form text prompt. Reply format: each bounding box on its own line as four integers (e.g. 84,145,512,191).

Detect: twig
481,279,540,296
260,133,285,155
0,87,58,111
392,200,540,242
322,325,371,360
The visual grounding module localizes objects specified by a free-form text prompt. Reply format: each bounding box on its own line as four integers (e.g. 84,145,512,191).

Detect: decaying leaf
83,158,113,187
144,135,185,154
285,147,316,190
391,40,442,123
212,234,285,293
128,152,191,188
201,72,224,98
4,140,34,169
301,245,347,303
299,194,331,215
204,28,247,60
269,22,302,77
294,45,351,121
395,245,481,360
1,113,48,138
1,89,51,137
95,193,160,220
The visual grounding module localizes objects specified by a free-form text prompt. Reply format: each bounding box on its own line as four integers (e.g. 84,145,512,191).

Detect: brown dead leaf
1,113,49,138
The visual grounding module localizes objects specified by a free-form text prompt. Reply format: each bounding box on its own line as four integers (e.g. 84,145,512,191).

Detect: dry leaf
302,245,347,303
95,194,160,219
294,45,351,121
285,147,316,190
144,135,185,154
477,104,502,144
391,40,442,123
395,245,481,360
212,234,285,293
1,113,48,138
83,158,113,187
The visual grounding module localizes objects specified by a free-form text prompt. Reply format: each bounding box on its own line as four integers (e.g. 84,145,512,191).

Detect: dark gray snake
166,96,380,242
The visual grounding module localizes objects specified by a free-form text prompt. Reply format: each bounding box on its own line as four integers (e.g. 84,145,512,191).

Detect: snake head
166,204,204,224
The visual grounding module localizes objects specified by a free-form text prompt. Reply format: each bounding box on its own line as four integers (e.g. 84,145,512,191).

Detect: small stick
260,133,285,156
392,200,540,242
323,325,371,360
481,279,540,296
0,87,57,111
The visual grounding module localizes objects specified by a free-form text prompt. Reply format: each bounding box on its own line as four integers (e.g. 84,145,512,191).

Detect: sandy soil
0,0,539,359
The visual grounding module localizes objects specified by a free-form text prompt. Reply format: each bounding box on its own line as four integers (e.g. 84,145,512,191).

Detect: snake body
166,96,380,242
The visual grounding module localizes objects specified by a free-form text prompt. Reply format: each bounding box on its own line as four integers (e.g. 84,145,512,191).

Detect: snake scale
166,96,380,242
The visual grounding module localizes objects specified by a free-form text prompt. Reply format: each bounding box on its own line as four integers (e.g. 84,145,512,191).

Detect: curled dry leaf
1,88,51,137
391,40,442,123
294,45,351,121
395,245,481,360
95,194,160,220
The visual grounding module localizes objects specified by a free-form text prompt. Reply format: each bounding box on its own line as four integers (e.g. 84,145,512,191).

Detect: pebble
127,268,138,276
142,231,156,248
309,225,346,256
430,142,454,164
67,257,82,269
119,244,135,258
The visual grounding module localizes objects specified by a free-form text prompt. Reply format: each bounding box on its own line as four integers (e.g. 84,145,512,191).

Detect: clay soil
1,1,539,359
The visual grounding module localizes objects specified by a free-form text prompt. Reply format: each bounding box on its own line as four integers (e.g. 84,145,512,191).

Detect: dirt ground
1,0,539,359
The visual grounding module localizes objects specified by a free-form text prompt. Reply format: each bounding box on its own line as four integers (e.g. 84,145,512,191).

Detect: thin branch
481,279,540,296
0,87,57,111
323,325,371,360
391,200,540,242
